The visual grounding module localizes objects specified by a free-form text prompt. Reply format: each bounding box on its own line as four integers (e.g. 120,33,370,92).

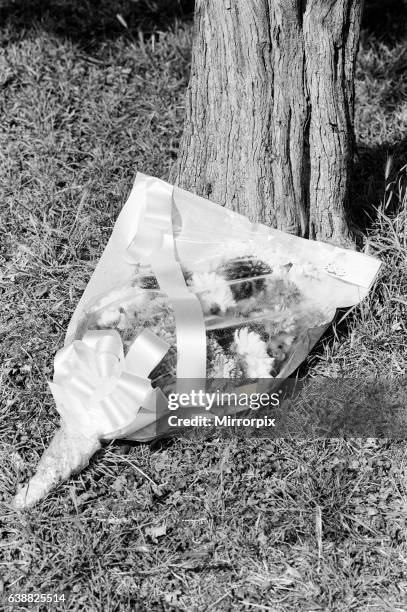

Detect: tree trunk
303,0,363,242
174,0,364,246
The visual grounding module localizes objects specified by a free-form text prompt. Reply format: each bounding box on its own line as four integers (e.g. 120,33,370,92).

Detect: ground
1,1,407,610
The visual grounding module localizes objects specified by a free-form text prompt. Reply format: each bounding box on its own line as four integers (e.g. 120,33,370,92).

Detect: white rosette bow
49,328,170,440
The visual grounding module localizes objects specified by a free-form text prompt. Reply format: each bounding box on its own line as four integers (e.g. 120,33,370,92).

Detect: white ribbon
124,175,207,391
49,329,169,440
50,175,208,441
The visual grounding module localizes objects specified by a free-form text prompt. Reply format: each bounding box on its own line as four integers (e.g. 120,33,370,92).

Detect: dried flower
207,337,243,379
217,257,272,301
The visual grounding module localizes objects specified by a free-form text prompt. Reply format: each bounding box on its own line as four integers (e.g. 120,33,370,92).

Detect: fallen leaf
145,523,167,541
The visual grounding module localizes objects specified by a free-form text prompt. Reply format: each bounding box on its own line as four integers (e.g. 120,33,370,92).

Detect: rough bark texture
173,1,275,223
304,0,364,242
174,0,364,245
269,0,308,235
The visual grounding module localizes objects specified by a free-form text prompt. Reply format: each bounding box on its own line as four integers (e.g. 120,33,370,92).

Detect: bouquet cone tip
12,426,101,510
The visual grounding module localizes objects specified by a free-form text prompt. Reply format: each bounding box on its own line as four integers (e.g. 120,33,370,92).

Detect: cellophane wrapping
70,174,380,435
13,173,381,508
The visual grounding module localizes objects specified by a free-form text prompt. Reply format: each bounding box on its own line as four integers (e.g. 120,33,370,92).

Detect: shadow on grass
362,0,407,44
1,0,404,46
0,0,194,48
351,138,407,232
350,0,407,231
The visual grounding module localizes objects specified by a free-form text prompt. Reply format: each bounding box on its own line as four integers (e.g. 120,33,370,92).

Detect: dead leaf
145,523,167,541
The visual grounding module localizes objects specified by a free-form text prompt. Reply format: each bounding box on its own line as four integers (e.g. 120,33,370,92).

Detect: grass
1,1,407,610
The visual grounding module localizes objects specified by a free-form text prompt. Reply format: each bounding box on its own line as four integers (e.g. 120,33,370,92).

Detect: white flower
97,307,120,327
92,286,133,311
95,289,149,328
233,328,275,378
98,308,128,330
189,271,235,314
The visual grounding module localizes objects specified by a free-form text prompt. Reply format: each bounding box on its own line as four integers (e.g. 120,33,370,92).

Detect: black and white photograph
1,0,407,609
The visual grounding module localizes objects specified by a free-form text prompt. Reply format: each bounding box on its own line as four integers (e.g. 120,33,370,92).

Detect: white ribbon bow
49,328,169,440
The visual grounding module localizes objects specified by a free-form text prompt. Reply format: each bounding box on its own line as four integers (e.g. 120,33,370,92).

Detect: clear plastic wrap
13,173,381,508
83,256,325,387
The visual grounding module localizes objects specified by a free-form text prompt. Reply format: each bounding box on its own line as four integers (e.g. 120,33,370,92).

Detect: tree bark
303,0,364,242
174,0,364,246
172,1,276,223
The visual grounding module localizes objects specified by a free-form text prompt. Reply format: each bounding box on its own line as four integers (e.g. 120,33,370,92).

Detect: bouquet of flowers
13,173,381,509
85,256,322,385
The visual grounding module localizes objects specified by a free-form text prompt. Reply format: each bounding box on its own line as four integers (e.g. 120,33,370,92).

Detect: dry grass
1,1,407,610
